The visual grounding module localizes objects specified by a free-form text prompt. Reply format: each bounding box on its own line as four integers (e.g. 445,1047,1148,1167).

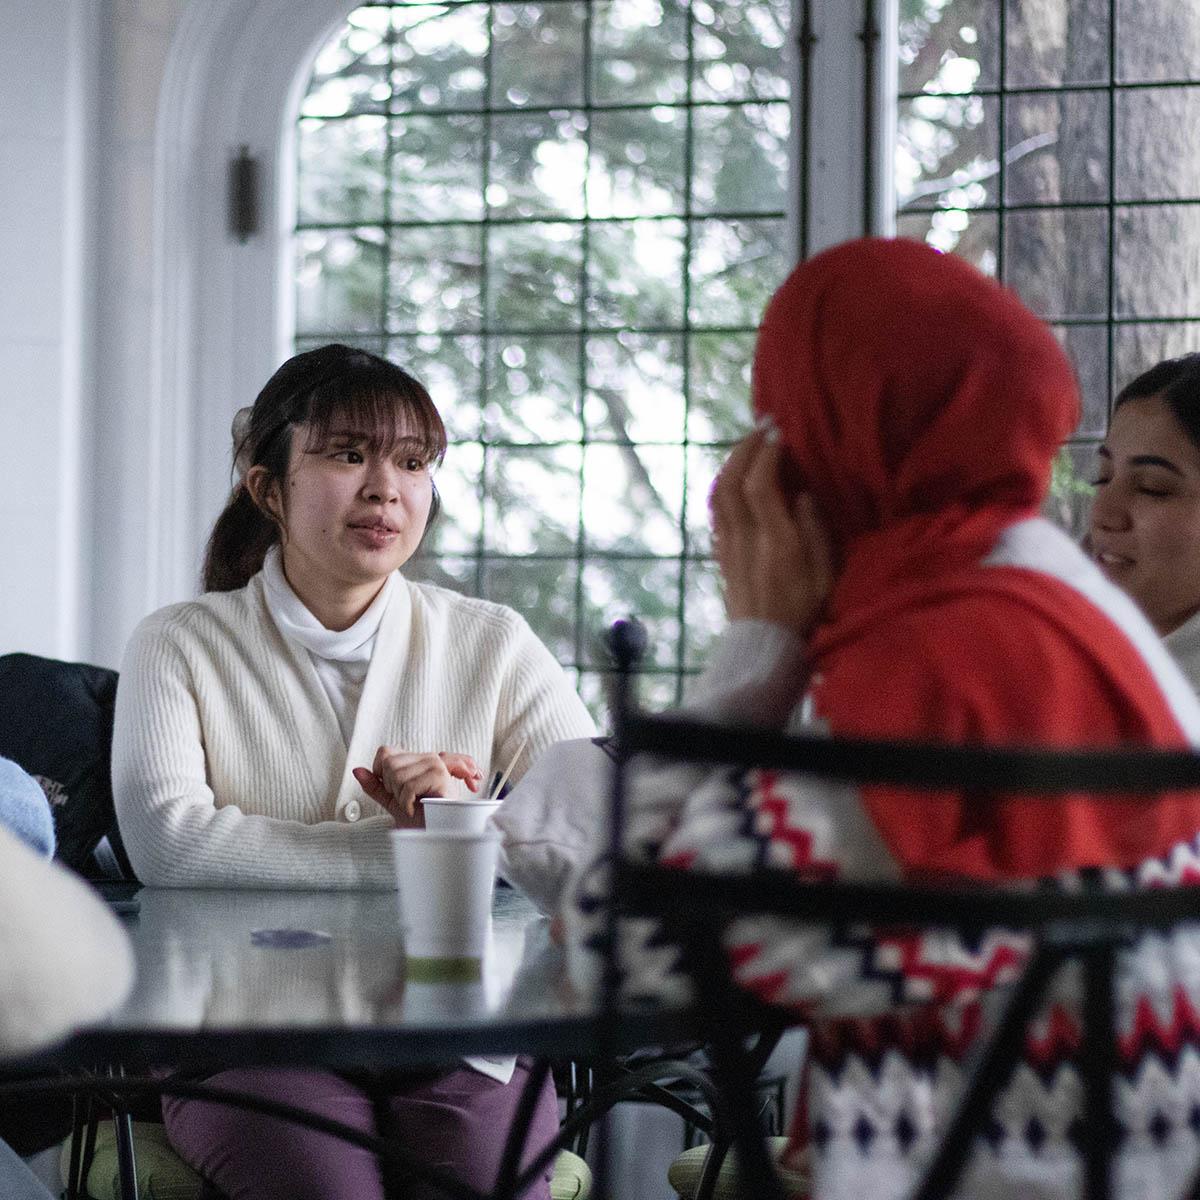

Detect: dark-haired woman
536,241,1200,1200
112,343,594,1200
1090,352,1200,692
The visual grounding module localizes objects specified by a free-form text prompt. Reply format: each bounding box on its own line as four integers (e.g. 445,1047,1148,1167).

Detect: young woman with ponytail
112,342,594,1200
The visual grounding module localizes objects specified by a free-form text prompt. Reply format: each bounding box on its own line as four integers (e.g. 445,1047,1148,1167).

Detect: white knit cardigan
112,572,595,889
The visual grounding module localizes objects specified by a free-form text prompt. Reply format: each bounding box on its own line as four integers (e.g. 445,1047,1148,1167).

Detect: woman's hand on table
353,749,483,827
709,423,834,639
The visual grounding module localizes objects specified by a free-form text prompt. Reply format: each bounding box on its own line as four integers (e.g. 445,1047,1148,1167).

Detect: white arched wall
0,1,99,662
88,0,355,667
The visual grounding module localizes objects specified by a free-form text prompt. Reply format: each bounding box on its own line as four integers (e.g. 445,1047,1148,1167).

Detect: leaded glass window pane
895,0,1200,540
295,1,795,721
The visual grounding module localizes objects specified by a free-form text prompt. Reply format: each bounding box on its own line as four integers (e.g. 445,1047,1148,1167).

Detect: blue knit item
0,756,55,858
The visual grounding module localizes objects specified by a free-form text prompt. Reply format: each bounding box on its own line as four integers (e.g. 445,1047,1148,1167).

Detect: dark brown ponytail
200,343,446,593
201,484,281,592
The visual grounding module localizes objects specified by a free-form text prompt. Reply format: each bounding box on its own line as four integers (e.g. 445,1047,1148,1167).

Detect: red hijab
752,239,1200,881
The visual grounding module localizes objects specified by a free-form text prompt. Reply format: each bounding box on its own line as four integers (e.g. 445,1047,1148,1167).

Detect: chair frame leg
65,1091,86,1200
112,1106,139,1200
911,945,1064,1200
66,1090,101,1200
493,1058,554,1200
677,928,788,1200
1080,943,1118,1200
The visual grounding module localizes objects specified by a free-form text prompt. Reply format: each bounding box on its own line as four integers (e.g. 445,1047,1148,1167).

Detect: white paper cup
419,797,502,834
390,830,501,960
403,974,488,1023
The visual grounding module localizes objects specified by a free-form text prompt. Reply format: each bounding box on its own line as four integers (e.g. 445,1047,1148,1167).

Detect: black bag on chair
0,652,133,880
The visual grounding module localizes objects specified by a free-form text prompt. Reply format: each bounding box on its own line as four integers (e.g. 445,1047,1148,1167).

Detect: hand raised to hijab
709,425,833,638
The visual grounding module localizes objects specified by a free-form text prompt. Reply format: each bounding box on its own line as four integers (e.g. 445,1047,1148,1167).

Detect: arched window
292,2,796,715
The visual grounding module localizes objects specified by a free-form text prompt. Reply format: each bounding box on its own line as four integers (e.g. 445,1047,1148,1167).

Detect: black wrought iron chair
599,619,1200,1200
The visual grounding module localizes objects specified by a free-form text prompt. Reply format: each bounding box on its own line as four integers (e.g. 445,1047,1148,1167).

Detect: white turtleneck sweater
112,566,595,890
261,548,395,747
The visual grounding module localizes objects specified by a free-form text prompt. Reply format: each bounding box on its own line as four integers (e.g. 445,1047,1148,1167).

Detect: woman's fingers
741,436,796,536
363,748,470,822
710,431,765,531
438,752,483,792
705,415,835,636
371,744,390,779
386,757,450,797
711,431,773,617
352,767,390,805
354,766,425,827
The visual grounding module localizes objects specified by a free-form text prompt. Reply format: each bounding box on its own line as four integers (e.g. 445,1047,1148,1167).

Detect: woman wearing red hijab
550,239,1200,1200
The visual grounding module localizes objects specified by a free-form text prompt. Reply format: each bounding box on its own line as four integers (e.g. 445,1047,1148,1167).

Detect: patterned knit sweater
563,521,1200,1200
112,571,595,889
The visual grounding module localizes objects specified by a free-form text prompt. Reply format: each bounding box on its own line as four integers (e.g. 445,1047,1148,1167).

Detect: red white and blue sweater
561,519,1200,1200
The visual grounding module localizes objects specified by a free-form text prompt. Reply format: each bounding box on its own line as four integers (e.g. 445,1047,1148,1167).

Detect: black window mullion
1105,1,1118,422
574,0,595,676
900,77,1200,102
476,3,497,601
675,0,699,706
381,13,399,340
303,95,793,122
996,0,1008,285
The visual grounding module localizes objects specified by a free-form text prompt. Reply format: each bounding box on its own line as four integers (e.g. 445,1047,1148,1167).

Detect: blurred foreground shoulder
0,825,133,1058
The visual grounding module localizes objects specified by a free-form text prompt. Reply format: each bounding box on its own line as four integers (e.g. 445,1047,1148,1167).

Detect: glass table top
30,884,695,1072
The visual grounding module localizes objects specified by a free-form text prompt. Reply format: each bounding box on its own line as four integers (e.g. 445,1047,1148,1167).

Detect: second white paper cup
390,829,501,959
420,797,502,834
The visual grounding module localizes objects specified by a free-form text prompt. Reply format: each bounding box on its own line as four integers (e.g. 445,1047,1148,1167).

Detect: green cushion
668,1137,808,1200
62,1121,591,1200
550,1147,592,1200
60,1121,203,1200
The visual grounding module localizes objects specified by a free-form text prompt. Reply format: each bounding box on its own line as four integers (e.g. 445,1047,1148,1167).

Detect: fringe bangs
299,356,447,466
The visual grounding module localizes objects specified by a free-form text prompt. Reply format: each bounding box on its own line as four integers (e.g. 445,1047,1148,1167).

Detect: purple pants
162,1061,559,1200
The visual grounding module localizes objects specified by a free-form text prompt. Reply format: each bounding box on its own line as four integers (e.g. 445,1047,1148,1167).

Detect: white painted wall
0,1,96,660
0,0,322,667
0,0,184,666
87,0,186,668
87,0,346,668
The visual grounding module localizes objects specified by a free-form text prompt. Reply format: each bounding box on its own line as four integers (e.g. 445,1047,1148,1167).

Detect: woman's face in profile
1089,393,1200,635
